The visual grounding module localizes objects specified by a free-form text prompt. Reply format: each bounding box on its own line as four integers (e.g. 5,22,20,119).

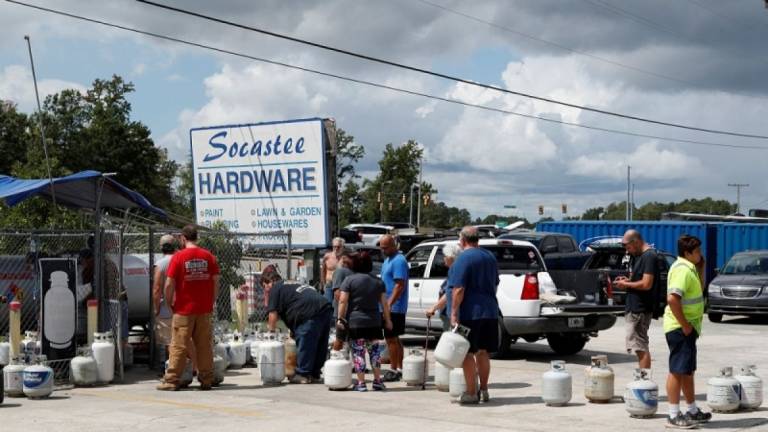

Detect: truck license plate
568,317,585,328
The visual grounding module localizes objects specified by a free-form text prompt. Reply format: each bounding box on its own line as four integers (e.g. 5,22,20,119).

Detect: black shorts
348,326,383,341
383,313,406,338
666,328,698,375
464,319,499,354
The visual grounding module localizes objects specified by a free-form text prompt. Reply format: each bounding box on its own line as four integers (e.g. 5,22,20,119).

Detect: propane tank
324,350,352,390
22,331,41,361
434,361,451,392
244,331,257,365
0,337,10,366
449,368,476,398
3,355,25,397
70,348,99,386
23,355,54,399
1,364,3,405
213,355,227,386
584,355,614,403
542,360,572,407
403,349,426,386
227,337,247,370
214,339,230,369
624,368,658,418
735,365,763,410
258,335,285,385
434,325,470,369
166,358,194,388
249,333,264,368
707,367,741,413
284,337,297,379
92,332,115,384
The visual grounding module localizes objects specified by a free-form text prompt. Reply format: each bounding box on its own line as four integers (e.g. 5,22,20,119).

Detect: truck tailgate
541,304,624,316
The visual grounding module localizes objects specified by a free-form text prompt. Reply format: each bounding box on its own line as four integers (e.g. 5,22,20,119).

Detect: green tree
335,128,365,182
0,101,31,175
581,207,605,220
338,179,364,227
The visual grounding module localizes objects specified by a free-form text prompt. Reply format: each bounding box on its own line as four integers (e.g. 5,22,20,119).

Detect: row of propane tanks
1,331,117,401
541,356,763,417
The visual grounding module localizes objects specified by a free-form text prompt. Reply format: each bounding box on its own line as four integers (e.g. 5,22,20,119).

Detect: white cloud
568,141,703,180
0,65,85,112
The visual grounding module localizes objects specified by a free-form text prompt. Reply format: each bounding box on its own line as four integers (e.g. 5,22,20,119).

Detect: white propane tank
215,339,230,369
244,331,257,365
227,338,247,370
70,348,99,386
707,367,741,413
434,326,470,369
542,360,572,407
735,365,763,410
448,368,478,398
249,334,264,368
434,362,451,392
92,332,115,384
284,337,297,379
23,355,54,399
165,359,194,387
0,338,10,366
584,355,614,403
624,368,658,418
22,331,41,360
213,355,227,386
258,335,285,385
403,349,426,386
324,350,352,390
3,356,26,397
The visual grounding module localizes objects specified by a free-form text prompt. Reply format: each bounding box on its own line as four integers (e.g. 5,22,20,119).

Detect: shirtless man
321,237,345,308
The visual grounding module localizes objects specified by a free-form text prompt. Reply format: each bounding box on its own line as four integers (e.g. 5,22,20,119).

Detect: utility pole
631,183,635,220
416,153,423,231
728,183,750,214
25,35,57,212
626,165,631,221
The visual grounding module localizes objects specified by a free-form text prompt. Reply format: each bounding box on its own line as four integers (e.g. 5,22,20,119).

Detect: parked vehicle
338,227,362,245
344,224,394,246
498,231,592,270
404,238,621,356
707,250,768,322
319,244,385,276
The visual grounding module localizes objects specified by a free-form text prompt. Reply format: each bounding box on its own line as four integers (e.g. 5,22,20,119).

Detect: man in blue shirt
379,234,409,381
449,226,499,405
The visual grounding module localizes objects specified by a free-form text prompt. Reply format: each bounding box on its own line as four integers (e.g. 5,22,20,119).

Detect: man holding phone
613,230,659,370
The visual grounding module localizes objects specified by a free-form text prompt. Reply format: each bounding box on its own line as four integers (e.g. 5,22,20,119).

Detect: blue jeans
323,284,337,325
294,307,332,377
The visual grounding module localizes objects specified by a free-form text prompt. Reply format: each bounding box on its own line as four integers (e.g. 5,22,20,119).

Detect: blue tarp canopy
0,170,167,218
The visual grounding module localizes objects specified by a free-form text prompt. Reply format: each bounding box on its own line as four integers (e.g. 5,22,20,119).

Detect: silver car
708,250,768,322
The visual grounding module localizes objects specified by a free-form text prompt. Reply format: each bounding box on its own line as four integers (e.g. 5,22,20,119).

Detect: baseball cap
159,234,176,246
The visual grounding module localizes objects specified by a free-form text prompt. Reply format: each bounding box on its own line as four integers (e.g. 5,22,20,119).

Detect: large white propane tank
542,360,572,406
249,334,265,368
707,367,741,413
213,355,227,386
244,331,257,365
227,336,247,370
22,331,41,360
403,349,426,386
215,339,230,369
735,365,763,410
284,336,297,379
70,348,99,386
91,332,115,384
3,356,26,397
258,335,285,385
0,337,10,366
434,361,451,392
434,326,470,369
165,359,193,387
324,350,352,390
23,355,54,399
624,368,658,418
448,368,477,398
584,355,614,403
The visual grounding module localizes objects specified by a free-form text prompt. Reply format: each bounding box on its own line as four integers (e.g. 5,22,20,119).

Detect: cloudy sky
2,0,768,220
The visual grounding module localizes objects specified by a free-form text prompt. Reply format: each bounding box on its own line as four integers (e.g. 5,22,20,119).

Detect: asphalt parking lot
2,316,767,431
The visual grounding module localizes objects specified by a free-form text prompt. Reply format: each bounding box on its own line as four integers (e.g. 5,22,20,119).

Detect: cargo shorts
625,312,652,354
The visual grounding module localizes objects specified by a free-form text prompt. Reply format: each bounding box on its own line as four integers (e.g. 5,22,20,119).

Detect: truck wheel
546,333,587,356
708,313,723,323
491,319,512,359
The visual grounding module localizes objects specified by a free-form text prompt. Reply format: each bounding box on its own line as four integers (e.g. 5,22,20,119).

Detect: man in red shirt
157,225,220,391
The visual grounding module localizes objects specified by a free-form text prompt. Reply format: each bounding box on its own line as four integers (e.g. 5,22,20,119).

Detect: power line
135,0,768,140
581,0,687,39
414,0,768,103
7,0,768,152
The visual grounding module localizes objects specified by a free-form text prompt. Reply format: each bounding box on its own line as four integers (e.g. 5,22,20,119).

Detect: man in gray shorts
614,230,659,369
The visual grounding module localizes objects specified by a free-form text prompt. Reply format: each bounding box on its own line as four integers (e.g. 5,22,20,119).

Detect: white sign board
190,118,329,248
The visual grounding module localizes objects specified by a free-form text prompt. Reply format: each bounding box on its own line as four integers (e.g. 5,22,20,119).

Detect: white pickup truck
404,238,622,356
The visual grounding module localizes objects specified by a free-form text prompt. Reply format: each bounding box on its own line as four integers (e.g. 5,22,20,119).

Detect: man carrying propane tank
447,226,499,405
263,266,333,384
663,235,712,429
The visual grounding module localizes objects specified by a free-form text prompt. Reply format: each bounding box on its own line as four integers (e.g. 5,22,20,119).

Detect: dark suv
707,250,768,322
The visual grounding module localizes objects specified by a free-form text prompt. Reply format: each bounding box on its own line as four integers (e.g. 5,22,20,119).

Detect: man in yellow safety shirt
663,234,712,429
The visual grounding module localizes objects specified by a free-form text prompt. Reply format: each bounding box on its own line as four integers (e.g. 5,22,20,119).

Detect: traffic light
538,205,544,216
388,202,393,211
561,203,567,214
402,193,406,204
377,191,382,203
